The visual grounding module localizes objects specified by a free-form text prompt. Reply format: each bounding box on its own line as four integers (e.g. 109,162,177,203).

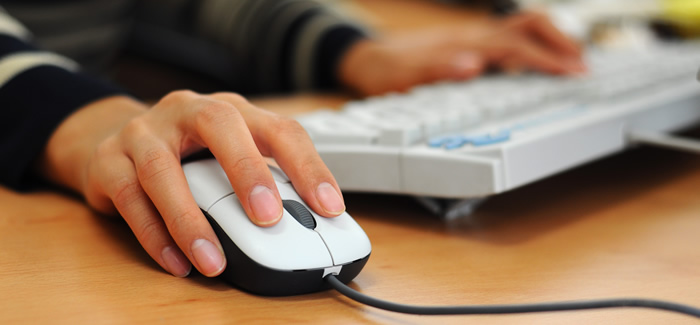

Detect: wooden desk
2,92,700,324
4,1,700,324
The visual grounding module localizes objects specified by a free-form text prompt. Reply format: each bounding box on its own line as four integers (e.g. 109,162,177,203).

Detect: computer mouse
182,158,372,296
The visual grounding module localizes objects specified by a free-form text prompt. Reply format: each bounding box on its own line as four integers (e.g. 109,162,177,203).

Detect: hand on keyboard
338,11,585,96
299,42,700,200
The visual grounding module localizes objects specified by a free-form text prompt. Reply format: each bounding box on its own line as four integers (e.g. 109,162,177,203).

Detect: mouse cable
325,275,700,318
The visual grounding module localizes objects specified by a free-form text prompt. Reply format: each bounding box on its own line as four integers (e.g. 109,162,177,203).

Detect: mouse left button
268,165,290,183
182,159,235,210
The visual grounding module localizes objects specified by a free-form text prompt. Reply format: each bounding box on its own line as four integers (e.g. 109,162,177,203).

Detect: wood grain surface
3,1,700,324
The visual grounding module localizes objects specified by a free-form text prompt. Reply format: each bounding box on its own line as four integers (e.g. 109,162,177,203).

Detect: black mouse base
206,211,370,296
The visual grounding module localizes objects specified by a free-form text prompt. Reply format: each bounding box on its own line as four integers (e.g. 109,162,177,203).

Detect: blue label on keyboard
429,130,511,149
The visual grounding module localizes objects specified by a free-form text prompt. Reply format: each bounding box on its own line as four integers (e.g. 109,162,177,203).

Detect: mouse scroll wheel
282,200,317,229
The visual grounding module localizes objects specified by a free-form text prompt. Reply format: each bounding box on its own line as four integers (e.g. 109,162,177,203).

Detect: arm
0,7,124,189
1,8,345,279
132,0,369,93
134,1,583,97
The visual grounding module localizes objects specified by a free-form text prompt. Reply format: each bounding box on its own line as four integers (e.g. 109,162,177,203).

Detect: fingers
88,140,192,277
121,117,226,277
471,23,581,76
508,12,582,57
499,36,575,75
111,161,192,278
262,116,346,218
211,93,346,218
177,94,285,227
503,12,586,74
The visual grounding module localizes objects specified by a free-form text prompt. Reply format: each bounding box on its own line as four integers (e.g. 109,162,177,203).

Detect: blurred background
110,0,700,100
520,0,700,48
349,0,700,48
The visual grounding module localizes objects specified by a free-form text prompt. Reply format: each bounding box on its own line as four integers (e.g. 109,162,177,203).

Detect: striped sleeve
133,0,369,94
192,0,369,92
0,7,125,189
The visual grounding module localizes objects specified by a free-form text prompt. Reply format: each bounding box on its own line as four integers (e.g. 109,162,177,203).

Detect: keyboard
295,42,700,217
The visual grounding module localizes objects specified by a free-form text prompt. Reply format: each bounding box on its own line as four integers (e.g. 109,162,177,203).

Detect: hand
38,92,346,278
339,11,585,96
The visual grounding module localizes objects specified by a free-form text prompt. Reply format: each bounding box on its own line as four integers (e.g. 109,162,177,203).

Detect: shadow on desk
345,145,700,245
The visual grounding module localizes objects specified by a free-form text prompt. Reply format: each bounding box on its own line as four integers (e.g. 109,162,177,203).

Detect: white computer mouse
182,158,372,296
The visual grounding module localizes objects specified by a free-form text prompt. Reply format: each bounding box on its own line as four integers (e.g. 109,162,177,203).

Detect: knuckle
213,92,248,105
161,90,197,105
171,209,197,226
267,115,308,139
110,176,142,207
134,217,165,245
194,100,241,130
230,155,261,174
296,156,322,178
137,148,175,182
121,116,152,141
166,209,200,238
93,135,120,159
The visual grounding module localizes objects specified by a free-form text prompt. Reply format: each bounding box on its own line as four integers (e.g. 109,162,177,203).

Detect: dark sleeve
0,9,125,190
131,0,370,94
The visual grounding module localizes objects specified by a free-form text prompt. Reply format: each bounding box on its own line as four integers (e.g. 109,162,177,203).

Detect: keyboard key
298,112,380,145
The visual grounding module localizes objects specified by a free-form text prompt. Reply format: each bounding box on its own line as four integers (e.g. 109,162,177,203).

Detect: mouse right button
314,213,372,265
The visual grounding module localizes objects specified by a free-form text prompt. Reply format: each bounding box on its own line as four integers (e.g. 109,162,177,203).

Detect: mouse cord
325,275,700,318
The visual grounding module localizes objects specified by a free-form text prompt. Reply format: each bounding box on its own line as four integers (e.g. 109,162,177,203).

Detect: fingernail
191,239,226,277
316,182,345,215
161,246,191,277
249,185,283,225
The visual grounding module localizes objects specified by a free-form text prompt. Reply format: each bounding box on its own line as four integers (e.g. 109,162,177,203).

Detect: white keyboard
296,42,700,216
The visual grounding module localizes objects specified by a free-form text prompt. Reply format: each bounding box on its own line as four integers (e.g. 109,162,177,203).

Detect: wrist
37,95,148,194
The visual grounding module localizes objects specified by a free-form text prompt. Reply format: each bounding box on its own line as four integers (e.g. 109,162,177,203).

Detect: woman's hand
38,92,345,278
339,11,585,96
